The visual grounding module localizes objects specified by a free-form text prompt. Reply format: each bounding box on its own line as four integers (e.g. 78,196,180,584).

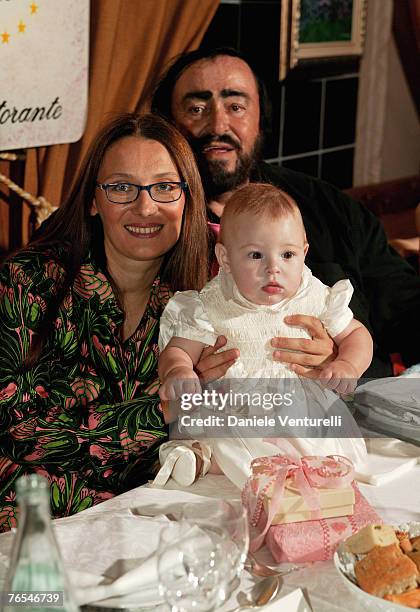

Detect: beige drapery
354,0,420,185
2,0,219,246
353,0,394,185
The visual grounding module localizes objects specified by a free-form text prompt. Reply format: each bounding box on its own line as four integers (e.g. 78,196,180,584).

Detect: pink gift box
265,483,382,563
243,451,358,552
264,481,355,524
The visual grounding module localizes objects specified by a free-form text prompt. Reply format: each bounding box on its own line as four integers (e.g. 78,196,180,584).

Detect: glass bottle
2,474,79,612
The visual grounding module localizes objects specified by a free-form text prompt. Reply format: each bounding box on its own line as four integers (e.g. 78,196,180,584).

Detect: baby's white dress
157,265,367,488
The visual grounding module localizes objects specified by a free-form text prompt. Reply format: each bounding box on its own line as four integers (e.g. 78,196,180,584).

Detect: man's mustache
190,134,241,153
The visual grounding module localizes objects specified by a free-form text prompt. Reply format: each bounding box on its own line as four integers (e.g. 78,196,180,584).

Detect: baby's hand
159,367,202,401
316,359,359,395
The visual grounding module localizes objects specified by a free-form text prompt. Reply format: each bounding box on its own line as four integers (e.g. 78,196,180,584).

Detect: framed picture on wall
280,0,368,80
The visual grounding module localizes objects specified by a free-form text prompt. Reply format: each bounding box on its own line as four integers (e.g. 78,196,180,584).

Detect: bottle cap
15,474,50,503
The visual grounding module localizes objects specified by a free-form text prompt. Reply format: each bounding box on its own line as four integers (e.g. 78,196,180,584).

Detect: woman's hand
271,314,337,378
195,336,239,383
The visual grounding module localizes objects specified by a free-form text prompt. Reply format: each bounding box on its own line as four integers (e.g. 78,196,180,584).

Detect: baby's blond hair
219,183,306,243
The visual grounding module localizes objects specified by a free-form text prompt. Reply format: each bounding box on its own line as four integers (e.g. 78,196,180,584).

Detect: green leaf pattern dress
0,248,170,531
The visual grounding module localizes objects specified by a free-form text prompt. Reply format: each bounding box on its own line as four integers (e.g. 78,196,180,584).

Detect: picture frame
280,0,368,80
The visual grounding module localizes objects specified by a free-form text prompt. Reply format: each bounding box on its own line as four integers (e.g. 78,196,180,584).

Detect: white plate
334,522,420,611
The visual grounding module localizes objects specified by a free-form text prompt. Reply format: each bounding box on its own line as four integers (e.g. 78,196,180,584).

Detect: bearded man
151,47,420,379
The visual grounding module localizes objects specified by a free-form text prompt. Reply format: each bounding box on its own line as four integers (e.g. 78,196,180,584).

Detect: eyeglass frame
96,180,188,204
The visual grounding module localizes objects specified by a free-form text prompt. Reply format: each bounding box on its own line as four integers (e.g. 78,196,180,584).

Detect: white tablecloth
0,437,419,611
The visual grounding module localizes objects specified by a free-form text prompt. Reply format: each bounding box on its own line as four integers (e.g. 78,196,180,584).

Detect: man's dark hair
151,47,271,136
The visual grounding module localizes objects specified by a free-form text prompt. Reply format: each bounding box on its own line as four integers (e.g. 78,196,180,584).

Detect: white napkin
355,453,418,485
70,523,213,606
71,549,160,606
51,509,170,607
353,437,419,485
263,588,312,612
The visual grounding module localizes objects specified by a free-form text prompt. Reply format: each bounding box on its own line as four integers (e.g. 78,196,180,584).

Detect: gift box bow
243,448,354,552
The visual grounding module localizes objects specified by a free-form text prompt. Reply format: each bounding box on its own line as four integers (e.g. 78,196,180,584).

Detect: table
0,437,419,611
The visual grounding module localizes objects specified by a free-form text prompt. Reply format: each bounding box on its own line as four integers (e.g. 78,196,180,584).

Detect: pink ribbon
243,440,354,552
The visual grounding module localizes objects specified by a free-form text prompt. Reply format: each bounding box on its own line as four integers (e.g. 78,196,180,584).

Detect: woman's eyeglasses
96,181,188,204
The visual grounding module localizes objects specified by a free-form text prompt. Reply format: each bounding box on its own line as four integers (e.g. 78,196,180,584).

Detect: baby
155,183,372,488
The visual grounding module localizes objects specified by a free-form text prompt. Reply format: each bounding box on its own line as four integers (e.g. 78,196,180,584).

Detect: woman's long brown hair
23,113,209,367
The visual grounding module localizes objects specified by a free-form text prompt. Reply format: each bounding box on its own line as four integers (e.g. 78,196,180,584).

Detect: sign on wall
0,0,89,150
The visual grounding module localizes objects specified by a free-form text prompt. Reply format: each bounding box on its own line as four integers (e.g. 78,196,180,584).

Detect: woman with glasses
0,113,229,530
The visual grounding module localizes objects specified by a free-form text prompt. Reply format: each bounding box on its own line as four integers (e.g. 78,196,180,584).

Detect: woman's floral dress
0,247,171,531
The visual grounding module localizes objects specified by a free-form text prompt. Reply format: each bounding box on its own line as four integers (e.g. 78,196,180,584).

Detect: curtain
353,0,394,186
354,0,420,185
20,0,219,241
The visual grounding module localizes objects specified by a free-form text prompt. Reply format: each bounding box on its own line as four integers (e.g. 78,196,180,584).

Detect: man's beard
188,133,263,199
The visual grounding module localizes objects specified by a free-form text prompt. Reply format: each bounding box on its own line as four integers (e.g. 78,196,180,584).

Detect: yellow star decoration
0,4,38,46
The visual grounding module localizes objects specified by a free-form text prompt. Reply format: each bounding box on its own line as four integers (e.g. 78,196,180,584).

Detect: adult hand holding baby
271,314,337,377
277,315,371,395
195,335,240,383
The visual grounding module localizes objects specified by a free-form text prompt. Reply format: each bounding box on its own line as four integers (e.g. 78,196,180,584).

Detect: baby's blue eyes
247,251,296,260
282,251,295,260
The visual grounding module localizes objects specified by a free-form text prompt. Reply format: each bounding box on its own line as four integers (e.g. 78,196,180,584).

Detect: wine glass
156,521,228,612
181,499,249,598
